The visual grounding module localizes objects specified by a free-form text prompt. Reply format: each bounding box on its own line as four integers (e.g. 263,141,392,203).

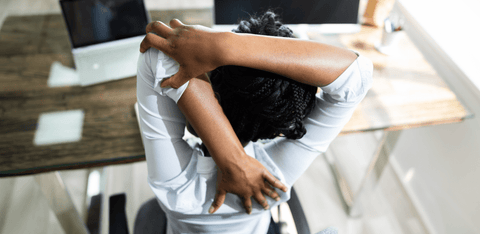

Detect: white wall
389,1,480,232
391,78,480,233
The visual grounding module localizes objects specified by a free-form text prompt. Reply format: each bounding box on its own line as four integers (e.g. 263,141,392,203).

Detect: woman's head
209,11,317,143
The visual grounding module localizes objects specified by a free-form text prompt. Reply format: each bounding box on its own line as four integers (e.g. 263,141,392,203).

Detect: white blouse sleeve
136,48,193,183
264,53,373,187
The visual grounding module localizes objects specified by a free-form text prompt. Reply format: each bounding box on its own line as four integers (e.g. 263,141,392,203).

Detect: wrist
214,32,265,70
215,31,238,67
211,146,248,170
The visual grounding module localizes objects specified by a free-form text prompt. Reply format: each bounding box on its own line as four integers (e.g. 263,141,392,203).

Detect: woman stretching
136,12,372,234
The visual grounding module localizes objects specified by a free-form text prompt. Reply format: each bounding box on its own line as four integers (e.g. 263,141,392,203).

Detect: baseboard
389,157,437,234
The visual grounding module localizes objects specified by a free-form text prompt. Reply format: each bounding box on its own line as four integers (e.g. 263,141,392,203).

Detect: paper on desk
34,109,85,146
47,61,80,87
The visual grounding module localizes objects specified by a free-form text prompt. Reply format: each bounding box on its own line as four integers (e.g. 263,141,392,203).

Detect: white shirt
136,48,373,234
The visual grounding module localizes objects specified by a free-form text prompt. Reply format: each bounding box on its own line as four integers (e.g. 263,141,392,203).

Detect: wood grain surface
334,27,472,134
0,9,471,176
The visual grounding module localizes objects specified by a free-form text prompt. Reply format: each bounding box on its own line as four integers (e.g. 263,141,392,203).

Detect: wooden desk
0,10,470,174
0,10,215,176
0,9,472,233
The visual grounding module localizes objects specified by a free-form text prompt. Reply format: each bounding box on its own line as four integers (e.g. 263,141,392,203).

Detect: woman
136,12,372,233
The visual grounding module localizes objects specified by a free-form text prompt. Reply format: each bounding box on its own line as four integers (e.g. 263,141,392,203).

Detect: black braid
210,11,317,143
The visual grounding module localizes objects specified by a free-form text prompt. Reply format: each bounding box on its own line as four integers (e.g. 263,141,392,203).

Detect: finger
139,36,150,53
159,76,174,89
242,196,253,215
169,18,184,28
263,173,288,192
146,21,172,38
209,190,226,214
145,21,156,34
262,187,280,201
160,68,191,88
254,193,270,210
140,33,171,54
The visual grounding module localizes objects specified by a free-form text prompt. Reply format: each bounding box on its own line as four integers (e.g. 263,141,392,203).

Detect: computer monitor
213,0,361,37
60,0,149,48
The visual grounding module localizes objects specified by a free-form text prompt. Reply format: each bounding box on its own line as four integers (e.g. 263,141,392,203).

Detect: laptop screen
60,0,149,48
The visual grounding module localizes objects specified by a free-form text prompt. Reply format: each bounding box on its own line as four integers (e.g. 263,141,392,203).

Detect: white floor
0,0,429,233
0,135,429,234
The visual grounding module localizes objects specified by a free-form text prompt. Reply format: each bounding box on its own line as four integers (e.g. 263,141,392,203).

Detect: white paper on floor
47,61,80,87
33,109,85,146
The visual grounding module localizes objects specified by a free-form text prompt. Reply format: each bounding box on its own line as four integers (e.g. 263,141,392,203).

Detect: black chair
109,194,129,234
133,197,167,234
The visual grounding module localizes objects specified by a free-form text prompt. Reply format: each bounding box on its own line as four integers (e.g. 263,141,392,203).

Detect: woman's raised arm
140,19,357,88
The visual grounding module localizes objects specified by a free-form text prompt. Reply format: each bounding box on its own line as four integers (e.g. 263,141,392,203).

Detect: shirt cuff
152,50,189,103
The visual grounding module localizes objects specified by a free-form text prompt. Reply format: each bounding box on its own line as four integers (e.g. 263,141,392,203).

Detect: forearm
176,74,288,213
177,74,245,168
220,32,358,87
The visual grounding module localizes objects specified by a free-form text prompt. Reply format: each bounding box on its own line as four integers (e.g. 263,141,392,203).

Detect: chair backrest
109,193,129,234
287,187,311,234
287,188,338,234
133,198,167,234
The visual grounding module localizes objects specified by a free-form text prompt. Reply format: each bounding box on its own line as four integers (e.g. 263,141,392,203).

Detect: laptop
60,0,150,86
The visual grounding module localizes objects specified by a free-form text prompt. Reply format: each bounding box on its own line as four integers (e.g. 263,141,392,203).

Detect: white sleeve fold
320,52,373,103
151,49,189,103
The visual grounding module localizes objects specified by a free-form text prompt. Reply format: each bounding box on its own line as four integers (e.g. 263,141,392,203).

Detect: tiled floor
0,0,429,233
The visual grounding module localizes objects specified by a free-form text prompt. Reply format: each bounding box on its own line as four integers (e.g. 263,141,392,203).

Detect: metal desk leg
34,172,89,234
328,130,402,217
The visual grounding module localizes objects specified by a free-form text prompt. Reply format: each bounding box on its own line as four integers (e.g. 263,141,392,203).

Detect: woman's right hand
140,19,227,88
210,153,288,214
178,75,288,215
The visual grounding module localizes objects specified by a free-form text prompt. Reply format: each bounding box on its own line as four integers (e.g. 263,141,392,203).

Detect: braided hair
210,11,317,143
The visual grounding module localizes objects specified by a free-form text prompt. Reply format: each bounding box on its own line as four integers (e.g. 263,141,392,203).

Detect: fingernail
248,208,252,215
209,206,214,214
275,197,280,201
264,205,270,210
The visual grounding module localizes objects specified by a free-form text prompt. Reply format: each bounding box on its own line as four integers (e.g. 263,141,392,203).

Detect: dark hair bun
234,11,294,38
210,11,317,143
